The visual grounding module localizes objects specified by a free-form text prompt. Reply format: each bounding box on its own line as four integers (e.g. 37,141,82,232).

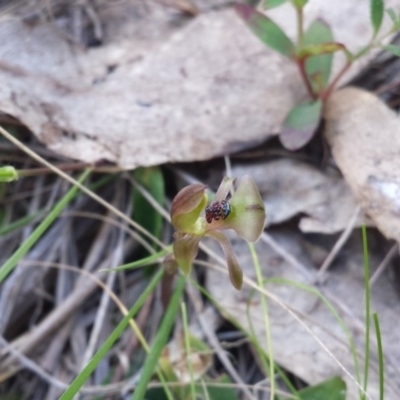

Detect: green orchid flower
170,176,266,290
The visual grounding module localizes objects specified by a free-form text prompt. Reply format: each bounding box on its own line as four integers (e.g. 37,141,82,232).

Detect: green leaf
235,4,295,57
279,99,322,150
298,376,346,400
370,0,384,36
298,42,345,59
383,44,400,57
303,19,334,91
386,7,398,26
264,0,288,8
132,167,165,249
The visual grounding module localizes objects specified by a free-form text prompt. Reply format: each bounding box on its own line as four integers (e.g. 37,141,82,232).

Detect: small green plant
236,0,400,149
169,175,266,289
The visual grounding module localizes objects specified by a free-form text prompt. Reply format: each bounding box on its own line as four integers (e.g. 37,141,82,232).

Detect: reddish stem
297,57,316,99
321,59,352,100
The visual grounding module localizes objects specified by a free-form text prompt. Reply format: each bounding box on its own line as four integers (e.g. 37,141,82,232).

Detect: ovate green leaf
298,376,346,400
280,99,322,150
303,19,334,91
370,0,384,36
235,3,295,58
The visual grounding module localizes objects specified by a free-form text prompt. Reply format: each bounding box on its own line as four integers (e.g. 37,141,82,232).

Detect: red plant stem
297,57,316,99
321,59,352,100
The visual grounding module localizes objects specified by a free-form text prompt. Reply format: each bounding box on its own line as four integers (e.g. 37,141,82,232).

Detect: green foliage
386,8,400,27
279,99,322,150
235,4,295,58
361,225,371,400
370,0,384,36
373,312,384,400
59,269,164,399
0,169,91,284
264,0,288,9
297,376,346,400
132,275,186,400
303,19,334,91
237,0,400,149
132,167,165,248
145,374,240,400
382,43,400,56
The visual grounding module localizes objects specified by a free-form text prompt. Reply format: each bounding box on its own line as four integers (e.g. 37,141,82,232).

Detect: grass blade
59,268,164,399
373,312,384,400
361,225,371,400
0,168,91,284
101,247,172,272
132,274,186,400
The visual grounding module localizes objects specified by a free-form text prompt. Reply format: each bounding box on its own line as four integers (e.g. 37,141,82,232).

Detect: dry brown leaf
1,1,399,166
206,232,400,399
324,87,400,244
0,4,303,167
233,160,365,233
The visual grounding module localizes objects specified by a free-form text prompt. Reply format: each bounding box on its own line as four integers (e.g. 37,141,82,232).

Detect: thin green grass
101,246,172,272
373,312,384,400
132,274,185,400
59,268,164,399
248,242,275,399
181,301,196,400
361,225,371,400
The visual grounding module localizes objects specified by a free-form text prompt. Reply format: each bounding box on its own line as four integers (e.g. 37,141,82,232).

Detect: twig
314,206,361,283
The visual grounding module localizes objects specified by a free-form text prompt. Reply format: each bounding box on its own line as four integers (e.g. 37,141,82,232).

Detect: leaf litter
2,1,400,399
1,0,400,167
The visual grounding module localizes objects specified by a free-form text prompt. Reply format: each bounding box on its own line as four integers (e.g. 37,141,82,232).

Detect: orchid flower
169,176,266,290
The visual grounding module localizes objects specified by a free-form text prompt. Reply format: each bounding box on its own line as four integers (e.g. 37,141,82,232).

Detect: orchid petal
171,183,208,232
173,233,201,275
225,175,266,242
206,230,243,290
